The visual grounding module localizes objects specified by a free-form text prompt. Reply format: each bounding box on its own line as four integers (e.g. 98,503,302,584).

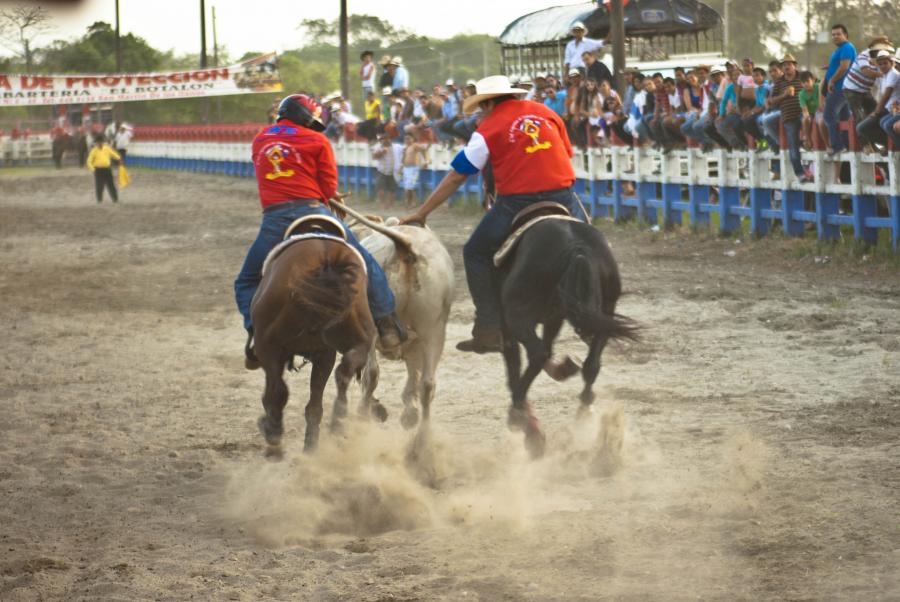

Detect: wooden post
610,0,626,96
339,0,349,101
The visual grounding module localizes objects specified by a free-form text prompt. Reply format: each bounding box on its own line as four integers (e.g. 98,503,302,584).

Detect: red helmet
277,94,325,132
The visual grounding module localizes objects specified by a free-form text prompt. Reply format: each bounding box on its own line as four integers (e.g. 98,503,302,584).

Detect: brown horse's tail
560,252,640,342
289,258,362,331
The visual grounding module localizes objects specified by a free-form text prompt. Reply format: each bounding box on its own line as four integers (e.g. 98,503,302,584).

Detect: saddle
284,214,347,240
261,215,365,277
493,201,583,267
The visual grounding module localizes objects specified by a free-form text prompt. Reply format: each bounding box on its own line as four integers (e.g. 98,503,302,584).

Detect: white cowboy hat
571,21,586,31
445,78,455,86
462,75,527,114
389,56,403,66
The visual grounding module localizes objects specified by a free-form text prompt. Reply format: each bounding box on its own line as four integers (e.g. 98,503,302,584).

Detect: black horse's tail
289,259,361,331
559,251,639,341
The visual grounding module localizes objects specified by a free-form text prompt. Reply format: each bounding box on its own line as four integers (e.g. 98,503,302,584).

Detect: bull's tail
560,252,639,342
289,259,361,331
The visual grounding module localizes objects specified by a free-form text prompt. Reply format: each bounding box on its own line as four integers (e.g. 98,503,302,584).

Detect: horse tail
289,258,361,330
560,251,639,342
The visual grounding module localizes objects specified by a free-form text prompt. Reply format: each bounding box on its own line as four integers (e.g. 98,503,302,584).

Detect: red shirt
454,99,575,196
251,119,337,209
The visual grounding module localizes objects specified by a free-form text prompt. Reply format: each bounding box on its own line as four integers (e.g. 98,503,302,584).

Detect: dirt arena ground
1,168,899,601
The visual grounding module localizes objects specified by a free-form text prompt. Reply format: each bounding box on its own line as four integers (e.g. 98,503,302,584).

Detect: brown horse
51,132,86,168
252,232,386,454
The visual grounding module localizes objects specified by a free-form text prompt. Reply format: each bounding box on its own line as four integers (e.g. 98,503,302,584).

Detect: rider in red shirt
400,75,589,353
235,94,405,369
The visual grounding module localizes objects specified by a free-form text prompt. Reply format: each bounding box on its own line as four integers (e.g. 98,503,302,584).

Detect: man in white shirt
564,22,604,75
114,124,133,161
359,50,376,98
856,50,899,148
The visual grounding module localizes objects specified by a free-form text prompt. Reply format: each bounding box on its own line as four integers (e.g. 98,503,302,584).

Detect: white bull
358,220,454,428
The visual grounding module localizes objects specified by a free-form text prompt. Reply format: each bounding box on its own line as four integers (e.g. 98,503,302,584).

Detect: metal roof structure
499,3,597,46
499,0,722,47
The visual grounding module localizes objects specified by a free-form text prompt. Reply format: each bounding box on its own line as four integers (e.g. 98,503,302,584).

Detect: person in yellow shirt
357,89,382,141
86,134,121,203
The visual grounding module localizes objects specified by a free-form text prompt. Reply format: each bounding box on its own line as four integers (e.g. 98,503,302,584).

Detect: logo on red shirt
508,115,553,154
260,142,295,180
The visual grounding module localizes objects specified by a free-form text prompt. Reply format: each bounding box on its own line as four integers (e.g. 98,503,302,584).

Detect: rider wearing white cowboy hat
399,75,589,353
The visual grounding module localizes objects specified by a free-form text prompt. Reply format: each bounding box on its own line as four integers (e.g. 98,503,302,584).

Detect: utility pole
610,0,626,95
115,0,122,71
114,0,122,122
805,0,811,69
212,5,219,66
200,0,208,69
339,0,349,101
723,0,731,57
200,0,208,123
212,5,221,121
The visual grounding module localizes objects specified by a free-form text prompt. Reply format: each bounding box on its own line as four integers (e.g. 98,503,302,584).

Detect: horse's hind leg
578,335,609,418
258,365,288,451
304,350,336,452
359,344,380,417
333,344,381,430
505,319,547,458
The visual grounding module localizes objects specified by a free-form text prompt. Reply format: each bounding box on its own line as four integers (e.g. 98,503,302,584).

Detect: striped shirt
773,76,803,122
844,51,878,93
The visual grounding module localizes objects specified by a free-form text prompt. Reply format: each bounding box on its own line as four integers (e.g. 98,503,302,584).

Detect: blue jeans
688,114,714,145
857,111,887,147
463,187,589,331
824,90,850,152
680,113,701,142
783,118,803,177
761,110,782,150
234,201,395,331
882,113,900,147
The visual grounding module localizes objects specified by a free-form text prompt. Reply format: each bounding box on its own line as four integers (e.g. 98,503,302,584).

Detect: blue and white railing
129,138,899,250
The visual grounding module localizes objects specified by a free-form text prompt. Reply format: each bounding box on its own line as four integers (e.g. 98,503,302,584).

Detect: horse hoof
371,403,389,423
508,401,539,433
400,406,419,430
264,445,284,460
524,421,546,459
257,415,282,446
304,430,319,453
576,403,595,421
544,356,581,382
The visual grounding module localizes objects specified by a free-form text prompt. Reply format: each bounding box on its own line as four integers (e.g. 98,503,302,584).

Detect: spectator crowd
272,22,900,197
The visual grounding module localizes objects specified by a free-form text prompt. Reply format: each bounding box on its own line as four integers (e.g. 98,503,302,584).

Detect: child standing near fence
372,135,396,209
86,134,121,203
400,133,428,208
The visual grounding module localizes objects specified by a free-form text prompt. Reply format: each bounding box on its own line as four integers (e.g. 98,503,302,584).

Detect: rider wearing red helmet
234,93,405,369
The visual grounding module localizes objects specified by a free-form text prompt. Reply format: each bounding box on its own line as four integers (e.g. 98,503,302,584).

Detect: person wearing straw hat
843,37,895,128
769,53,809,182
398,75,589,353
856,49,900,149
879,48,900,148
387,56,409,92
564,21,604,77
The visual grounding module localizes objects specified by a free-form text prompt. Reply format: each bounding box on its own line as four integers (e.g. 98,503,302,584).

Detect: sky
0,0,574,62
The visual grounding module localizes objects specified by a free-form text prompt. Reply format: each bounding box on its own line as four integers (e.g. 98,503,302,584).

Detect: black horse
498,218,638,457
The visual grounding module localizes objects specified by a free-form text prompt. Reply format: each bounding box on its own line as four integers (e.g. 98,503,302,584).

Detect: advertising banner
0,53,283,107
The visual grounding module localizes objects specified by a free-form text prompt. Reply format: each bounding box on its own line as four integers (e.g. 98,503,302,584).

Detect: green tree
40,21,165,73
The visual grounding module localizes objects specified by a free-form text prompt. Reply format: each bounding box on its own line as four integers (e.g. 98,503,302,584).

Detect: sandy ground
1,168,899,602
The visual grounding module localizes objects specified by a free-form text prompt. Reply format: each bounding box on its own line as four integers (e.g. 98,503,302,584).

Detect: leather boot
375,313,407,351
456,327,503,353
